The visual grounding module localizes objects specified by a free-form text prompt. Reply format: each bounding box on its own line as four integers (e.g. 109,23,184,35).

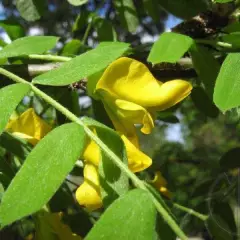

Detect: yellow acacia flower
5,108,51,145
35,211,82,240
95,57,192,145
82,134,152,172
75,134,152,210
150,171,172,199
75,162,102,211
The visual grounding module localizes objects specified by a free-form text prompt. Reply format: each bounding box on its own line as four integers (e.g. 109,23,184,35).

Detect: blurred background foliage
0,0,240,239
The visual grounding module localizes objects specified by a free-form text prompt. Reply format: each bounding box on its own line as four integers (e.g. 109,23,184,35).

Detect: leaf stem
28,54,72,62
196,39,233,49
0,67,188,240
173,203,209,221
82,20,93,46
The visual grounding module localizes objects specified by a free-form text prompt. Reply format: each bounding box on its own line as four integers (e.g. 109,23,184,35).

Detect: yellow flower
75,162,102,211
150,171,172,198
75,133,152,210
35,211,82,240
82,134,151,173
95,57,192,145
5,108,51,145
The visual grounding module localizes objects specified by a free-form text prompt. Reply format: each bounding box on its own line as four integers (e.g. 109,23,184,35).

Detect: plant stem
28,54,71,62
173,203,209,221
196,39,233,49
82,21,93,46
0,67,188,240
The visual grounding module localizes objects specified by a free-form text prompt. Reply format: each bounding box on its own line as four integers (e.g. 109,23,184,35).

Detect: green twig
28,54,71,62
173,203,209,221
0,67,188,240
196,39,233,49
82,21,93,46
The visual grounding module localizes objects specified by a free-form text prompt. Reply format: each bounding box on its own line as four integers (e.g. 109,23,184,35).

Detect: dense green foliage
0,1,240,240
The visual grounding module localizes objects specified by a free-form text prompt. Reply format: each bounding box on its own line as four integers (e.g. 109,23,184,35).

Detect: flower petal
75,163,102,211
115,99,154,134
101,96,139,147
83,137,100,166
121,135,152,172
150,171,171,198
96,57,192,109
6,108,51,145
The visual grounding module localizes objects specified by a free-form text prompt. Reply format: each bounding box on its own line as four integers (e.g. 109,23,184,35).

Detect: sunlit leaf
0,83,30,134
148,32,193,64
0,36,59,59
114,0,139,33
0,123,86,226
67,0,88,6
16,0,47,22
33,42,130,86
214,53,240,111
0,20,25,40
85,189,156,240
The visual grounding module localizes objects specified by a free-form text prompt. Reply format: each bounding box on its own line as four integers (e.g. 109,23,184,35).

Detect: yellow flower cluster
5,57,192,211
76,57,192,210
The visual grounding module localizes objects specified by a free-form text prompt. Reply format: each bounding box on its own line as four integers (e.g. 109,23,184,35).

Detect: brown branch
1,58,196,80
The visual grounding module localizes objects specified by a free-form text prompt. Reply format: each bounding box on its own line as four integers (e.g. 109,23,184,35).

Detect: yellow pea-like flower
76,133,152,210
95,57,192,144
82,134,152,173
35,211,82,240
5,108,51,145
75,162,102,211
150,171,172,199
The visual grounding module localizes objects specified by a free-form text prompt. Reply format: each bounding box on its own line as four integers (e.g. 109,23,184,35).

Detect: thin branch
0,57,196,79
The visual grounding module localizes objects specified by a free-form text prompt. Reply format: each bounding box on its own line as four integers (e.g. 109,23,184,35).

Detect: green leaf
158,0,210,19
67,0,88,6
214,53,240,111
0,123,86,226
191,87,219,118
16,0,47,22
87,70,104,99
0,20,25,40
94,18,117,42
148,32,193,64
82,117,129,208
215,0,233,2
85,189,156,240
220,147,240,170
0,36,59,59
190,43,220,99
222,33,240,48
33,42,130,86
207,214,234,240
0,156,15,189
60,39,82,57
114,0,139,33
212,201,237,237
0,83,30,134
223,23,240,33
